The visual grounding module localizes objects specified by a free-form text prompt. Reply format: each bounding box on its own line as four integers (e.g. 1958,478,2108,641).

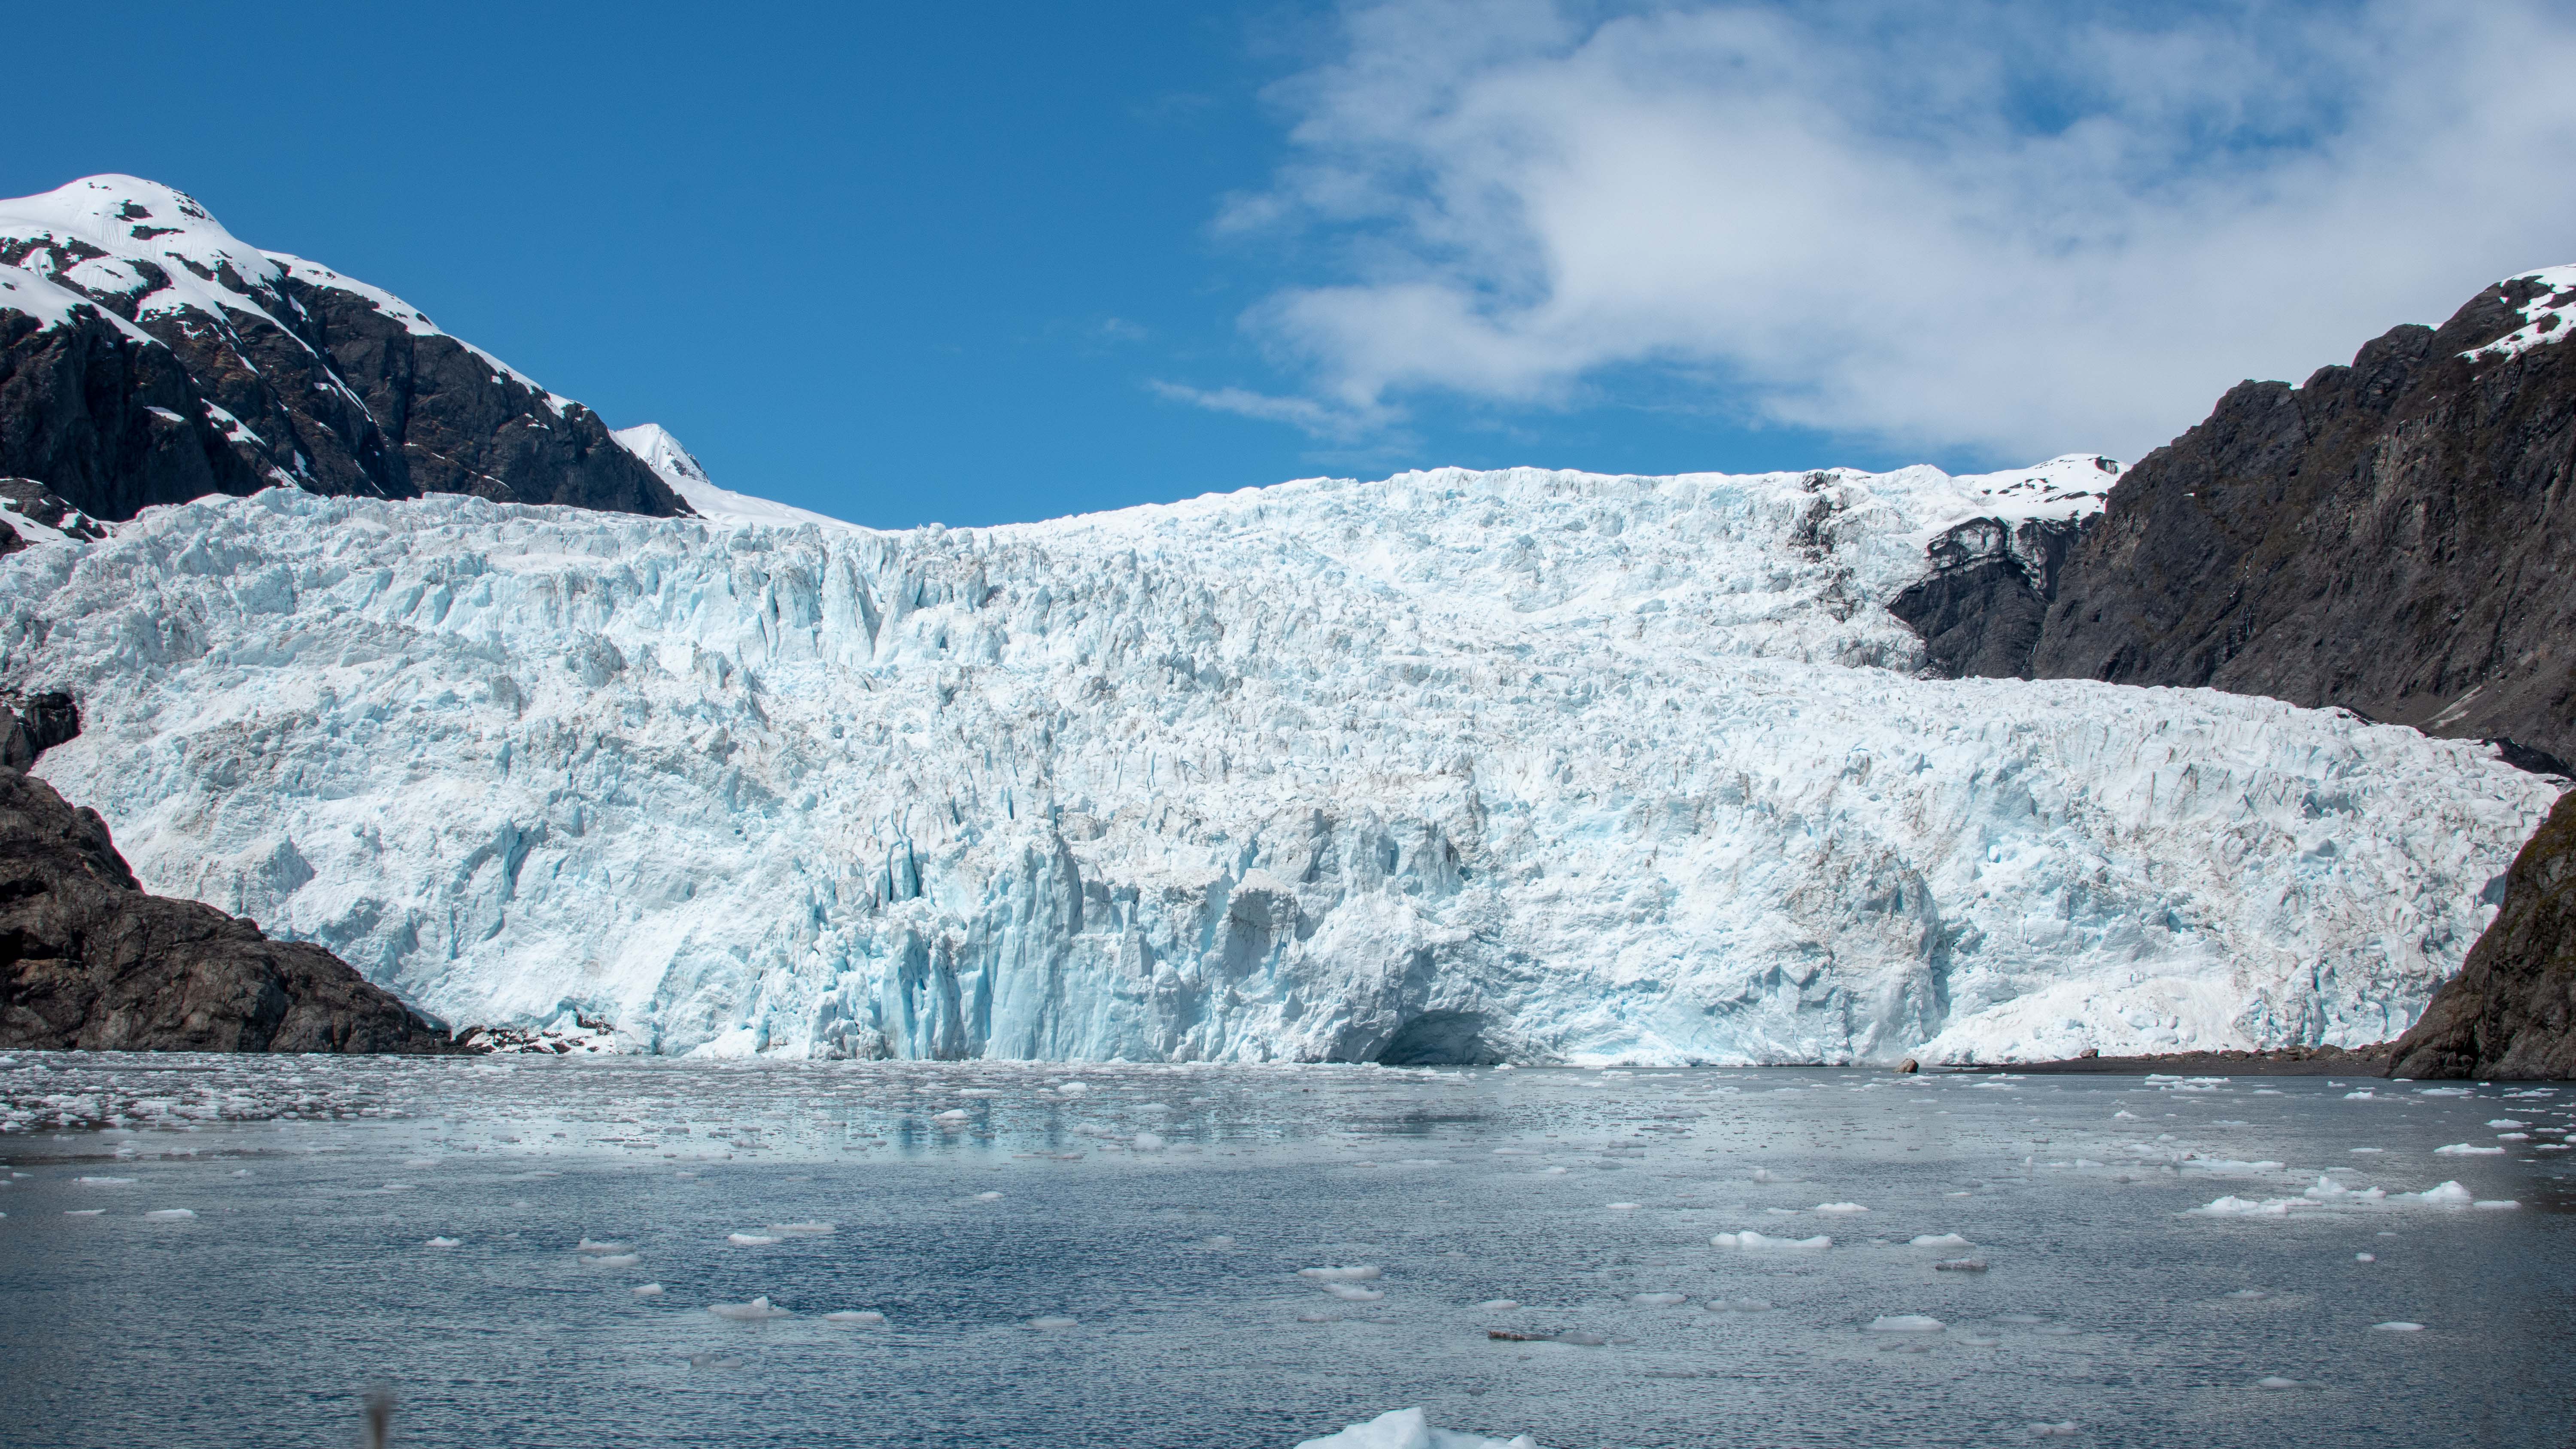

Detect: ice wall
0,462,2552,1063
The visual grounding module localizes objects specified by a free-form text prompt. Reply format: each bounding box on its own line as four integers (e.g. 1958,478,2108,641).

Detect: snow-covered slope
612,424,853,529
0,460,2551,1063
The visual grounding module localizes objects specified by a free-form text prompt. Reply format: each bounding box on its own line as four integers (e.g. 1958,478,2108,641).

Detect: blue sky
13,2,2576,527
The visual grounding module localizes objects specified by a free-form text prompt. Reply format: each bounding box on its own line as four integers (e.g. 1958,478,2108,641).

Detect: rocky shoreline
1944,1042,2395,1076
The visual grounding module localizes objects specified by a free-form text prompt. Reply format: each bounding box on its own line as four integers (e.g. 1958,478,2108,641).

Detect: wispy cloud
1185,0,2576,462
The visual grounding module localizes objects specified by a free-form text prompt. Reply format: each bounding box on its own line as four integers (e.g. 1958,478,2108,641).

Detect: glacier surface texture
0,459,2554,1063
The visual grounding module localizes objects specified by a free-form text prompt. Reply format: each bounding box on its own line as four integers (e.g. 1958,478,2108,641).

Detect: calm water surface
0,1054,2569,1448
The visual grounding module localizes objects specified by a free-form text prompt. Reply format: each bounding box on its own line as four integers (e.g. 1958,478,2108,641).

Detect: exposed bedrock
1895,268,2576,766
2386,788,2576,1079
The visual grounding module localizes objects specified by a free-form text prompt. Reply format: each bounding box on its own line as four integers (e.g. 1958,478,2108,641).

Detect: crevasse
0,458,2551,1063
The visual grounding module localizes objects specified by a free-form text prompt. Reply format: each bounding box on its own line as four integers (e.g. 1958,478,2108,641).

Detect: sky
11,0,2576,528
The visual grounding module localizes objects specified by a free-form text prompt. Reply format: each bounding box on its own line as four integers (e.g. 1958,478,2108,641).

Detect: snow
2463,264,2576,362
0,446,2553,1063
612,424,853,529
0,261,161,346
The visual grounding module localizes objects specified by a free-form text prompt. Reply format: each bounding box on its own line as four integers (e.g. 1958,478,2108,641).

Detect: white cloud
1145,380,1392,442
1194,0,2576,462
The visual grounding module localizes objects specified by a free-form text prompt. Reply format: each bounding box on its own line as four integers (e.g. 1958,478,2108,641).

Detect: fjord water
0,1057,2567,1448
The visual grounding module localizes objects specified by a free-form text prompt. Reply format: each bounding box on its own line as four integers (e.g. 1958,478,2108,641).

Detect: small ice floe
425,1236,462,1249
1630,1292,1686,1307
1909,1233,1972,1249
64,1209,104,1217
2434,1144,2505,1156
1477,1300,1521,1311
586,1253,643,1267
1750,1169,1777,1183
1712,1230,1831,1250
633,1283,665,1296
933,1109,970,1122
2355,1253,2376,1262
2113,1110,2137,1120
1292,1407,1538,1449
74,1176,135,1185
2371,1321,2426,1332
2395,1181,2474,1206
1299,1265,1382,1282
1865,1315,1944,1332
1132,1132,1166,1151
2344,1090,2377,1100
2223,1290,2271,1300
2488,1119,2530,1129
823,1310,887,1327
1606,1202,1640,1212
2254,1376,2303,1390
727,1233,783,1246
1054,1082,1091,1097
2028,1422,2077,1437
707,1296,789,1320
1813,1203,1868,1215
2473,1199,2520,1210
1934,1259,1990,1273
975,1191,1004,1201
2496,1133,2531,1141
1324,1284,1385,1302
1026,1315,1079,1330
2349,1147,2385,1154
143,1208,195,1220
769,1221,837,1236
576,1239,630,1254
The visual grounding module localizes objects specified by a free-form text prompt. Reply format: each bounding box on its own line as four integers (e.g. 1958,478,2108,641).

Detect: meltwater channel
0,1054,2568,1448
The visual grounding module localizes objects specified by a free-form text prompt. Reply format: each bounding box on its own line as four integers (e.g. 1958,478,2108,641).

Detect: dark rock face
0,177,688,522
1888,516,2083,678
2386,788,2576,1079
0,699,458,1054
1987,271,2576,762
0,690,79,769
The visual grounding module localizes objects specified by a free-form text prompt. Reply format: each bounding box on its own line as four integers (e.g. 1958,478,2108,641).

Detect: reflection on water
0,1054,2569,1448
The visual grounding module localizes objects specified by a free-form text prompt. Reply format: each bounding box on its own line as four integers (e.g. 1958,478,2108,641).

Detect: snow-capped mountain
612,423,854,530
0,175,685,520
1,452,2551,1063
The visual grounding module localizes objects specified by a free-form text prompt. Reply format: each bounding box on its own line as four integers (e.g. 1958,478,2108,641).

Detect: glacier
0,453,2555,1063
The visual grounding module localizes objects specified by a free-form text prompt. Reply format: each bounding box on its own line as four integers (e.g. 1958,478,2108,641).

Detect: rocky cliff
1903,266,2576,767
2385,790,2576,1078
0,699,459,1054
0,176,688,522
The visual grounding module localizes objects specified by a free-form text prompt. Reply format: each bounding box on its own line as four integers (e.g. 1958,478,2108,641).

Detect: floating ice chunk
727,1233,783,1246
2356,1253,2376,1262
769,1221,837,1235
2487,1119,2529,1129
74,1176,134,1185
2434,1144,2505,1156
1540,1167,1567,1176
2301,1177,2385,1204
1027,1315,1079,1330
1630,1292,1686,1306
633,1283,665,1296
1324,1284,1385,1302
1491,1148,1535,1156
1299,1266,1382,1282
2349,1147,2385,1154
577,1238,630,1253
975,1191,1004,1201
2113,1111,2137,1120
2396,1181,2474,1206
2190,1195,2294,1217
1866,1315,1944,1332
933,1109,971,1122
823,1310,887,1327
1910,1233,1972,1248
1606,1202,1640,1211
2254,1376,2302,1390
1713,1230,1832,1250
1813,1203,1868,1215
1055,1083,1091,1097
586,1252,642,1267
2473,1200,2520,1210
143,1208,195,1220
64,1209,104,1217
425,1236,462,1249
1293,1407,1540,1449
1476,1300,1520,1311
2371,1321,2425,1332
1750,1169,1777,1183
2344,1091,2377,1099
708,1296,789,1320
1133,1132,1166,1151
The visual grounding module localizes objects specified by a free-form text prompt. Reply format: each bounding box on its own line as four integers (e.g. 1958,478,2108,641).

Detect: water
0,1054,2569,1448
